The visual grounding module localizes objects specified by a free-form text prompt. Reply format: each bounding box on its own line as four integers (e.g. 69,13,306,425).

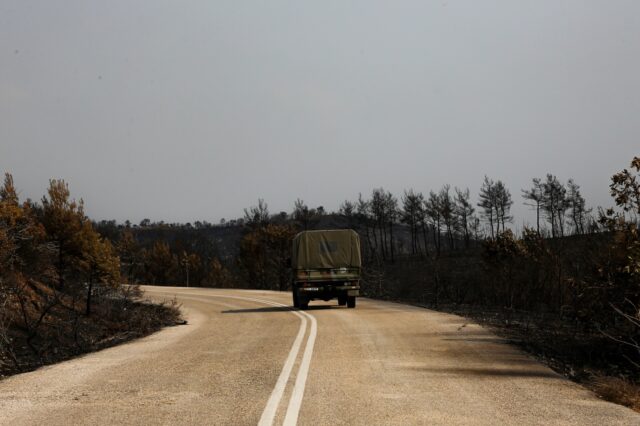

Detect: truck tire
347,296,356,308
300,296,309,310
292,290,299,308
338,295,347,306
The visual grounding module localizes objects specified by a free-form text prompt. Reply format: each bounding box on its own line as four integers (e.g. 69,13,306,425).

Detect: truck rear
291,229,361,309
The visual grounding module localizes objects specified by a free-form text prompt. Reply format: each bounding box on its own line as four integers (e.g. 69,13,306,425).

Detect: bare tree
522,178,544,235
356,194,376,259
439,185,456,250
339,200,353,216
425,191,442,254
470,215,482,241
566,179,590,235
401,189,425,255
494,180,513,233
478,176,497,239
293,198,318,230
541,174,567,238
339,199,358,229
371,189,387,259
243,199,270,229
454,187,475,248
369,188,397,261
384,191,398,263
418,197,430,256
478,176,512,238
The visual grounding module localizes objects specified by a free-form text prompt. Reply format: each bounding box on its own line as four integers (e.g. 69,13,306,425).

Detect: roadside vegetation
0,176,181,379
29,155,639,409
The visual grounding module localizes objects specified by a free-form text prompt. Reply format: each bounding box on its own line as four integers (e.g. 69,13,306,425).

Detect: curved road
1,286,638,425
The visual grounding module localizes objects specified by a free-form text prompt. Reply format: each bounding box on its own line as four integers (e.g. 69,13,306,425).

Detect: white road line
283,309,317,426
146,289,317,426
253,302,306,426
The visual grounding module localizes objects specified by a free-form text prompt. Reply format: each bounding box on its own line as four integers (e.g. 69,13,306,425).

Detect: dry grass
590,375,640,412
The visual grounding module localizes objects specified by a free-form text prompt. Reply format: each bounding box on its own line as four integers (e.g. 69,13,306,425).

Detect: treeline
94,171,598,291
94,199,302,291
93,220,241,289
0,176,179,376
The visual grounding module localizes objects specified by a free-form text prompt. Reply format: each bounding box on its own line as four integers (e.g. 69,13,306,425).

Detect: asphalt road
1,286,639,425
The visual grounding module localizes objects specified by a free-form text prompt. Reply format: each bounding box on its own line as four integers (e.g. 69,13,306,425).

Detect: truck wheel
292,290,299,308
347,296,356,308
338,295,347,306
300,297,309,310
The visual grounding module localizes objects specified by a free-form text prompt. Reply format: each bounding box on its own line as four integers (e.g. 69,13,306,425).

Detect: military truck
291,229,361,309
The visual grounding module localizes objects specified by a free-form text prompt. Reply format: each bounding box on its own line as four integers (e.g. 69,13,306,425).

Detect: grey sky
2,1,639,225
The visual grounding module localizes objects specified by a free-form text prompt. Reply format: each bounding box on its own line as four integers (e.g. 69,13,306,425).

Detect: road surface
1,286,638,425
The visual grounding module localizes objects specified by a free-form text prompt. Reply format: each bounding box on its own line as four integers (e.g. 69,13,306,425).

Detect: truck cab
291,229,361,309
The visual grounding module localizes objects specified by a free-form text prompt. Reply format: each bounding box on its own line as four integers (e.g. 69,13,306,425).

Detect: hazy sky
2,1,639,225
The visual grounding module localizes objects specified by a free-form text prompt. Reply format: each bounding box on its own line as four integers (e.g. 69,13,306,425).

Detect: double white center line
148,290,318,425
202,294,317,426
250,297,317,426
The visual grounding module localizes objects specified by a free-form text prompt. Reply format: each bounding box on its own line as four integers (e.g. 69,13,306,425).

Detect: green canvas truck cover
292,229,361,269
